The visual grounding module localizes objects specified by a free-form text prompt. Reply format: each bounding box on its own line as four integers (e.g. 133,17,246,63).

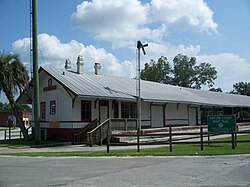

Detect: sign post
207,115,236,133
208,115,237,149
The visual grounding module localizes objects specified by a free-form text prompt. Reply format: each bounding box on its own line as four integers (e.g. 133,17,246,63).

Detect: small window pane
50,101,56,114
130,103,137,118
114,102,119,118
121,102,129,118
41,102,46,119
81,101,91,122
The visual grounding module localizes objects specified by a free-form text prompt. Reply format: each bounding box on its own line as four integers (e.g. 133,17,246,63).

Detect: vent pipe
65,59,71,70
76,55,84,74
94,62,101,75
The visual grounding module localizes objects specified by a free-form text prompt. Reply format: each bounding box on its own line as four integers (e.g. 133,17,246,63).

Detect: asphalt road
0,155,250,187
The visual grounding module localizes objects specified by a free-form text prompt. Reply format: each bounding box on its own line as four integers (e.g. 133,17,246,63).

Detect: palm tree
0,52,30,140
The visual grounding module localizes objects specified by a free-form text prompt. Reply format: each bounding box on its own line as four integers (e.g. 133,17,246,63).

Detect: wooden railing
2,124,32,140
87,118,137,146
73,119,98,143
106,126,250,153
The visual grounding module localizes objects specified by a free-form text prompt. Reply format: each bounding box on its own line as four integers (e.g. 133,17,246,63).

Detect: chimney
94,62,101,75
65,59,71,70
76,55,84,74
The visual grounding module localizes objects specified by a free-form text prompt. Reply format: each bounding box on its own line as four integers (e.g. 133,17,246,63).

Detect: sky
1,0,250,103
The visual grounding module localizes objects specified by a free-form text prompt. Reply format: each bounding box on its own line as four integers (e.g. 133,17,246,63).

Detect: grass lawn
0,139,60,148
0,135,250,157
0,128,8,131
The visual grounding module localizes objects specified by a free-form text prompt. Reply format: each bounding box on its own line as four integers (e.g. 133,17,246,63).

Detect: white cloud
96,24,168,49
12,33,250,93
12,33,202,79
144,42,201,64
150,0,218,34
71,0,217,48
12,33,135,78
71,0,153,48
72,0,148,32
197,53,250,92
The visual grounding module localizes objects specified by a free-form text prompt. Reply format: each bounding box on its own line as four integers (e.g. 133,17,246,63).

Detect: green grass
0,127,22,131
0,135,250,157
0,128,8,131
0,139,60,148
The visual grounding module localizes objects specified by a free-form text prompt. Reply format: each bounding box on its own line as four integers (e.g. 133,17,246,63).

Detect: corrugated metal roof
42,66,250,107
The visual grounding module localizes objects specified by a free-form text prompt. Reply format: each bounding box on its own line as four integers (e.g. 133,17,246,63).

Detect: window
48,78,52,87
121,102,129,118
81,101,91,122
50,101,56,114
41,102,46,119
113,101,119,118
121,102,137,118
130,103,137,118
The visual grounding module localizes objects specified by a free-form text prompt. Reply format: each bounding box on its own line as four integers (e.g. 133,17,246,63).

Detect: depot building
18,55,250,140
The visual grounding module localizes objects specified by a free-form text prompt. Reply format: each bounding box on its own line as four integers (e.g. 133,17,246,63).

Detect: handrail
75,119,98,135
88,118,110,134
87,118,137,146
27,124,32,130
73,119,98,143
87,119,110,146
89,118,138,134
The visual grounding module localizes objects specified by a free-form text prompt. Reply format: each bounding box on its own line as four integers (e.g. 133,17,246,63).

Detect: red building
0,111,32,127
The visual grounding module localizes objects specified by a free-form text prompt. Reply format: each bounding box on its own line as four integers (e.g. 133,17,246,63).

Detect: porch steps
73,119,98,144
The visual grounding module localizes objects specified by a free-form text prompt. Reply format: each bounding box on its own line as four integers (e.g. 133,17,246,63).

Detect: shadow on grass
0,138,61,148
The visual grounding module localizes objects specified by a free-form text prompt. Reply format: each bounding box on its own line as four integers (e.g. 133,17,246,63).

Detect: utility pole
32,0,41,144
136,41,148,152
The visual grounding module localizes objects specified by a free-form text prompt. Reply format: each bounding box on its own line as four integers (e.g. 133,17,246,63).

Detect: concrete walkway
0,143,167,154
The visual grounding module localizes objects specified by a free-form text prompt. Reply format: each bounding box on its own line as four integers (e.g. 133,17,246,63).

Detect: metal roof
19,66,250,107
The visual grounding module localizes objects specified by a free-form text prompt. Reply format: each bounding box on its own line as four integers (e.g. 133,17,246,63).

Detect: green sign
207,115,236,132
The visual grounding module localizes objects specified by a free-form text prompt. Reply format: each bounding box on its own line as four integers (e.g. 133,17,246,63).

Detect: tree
209,87,223,92
230,82,250,96
0,102,11,112
141,54,217,89
193,62,217,89
0,102,3,111
172,54,217,89
171,54,197,87
141,56,171,84
0,52,30,139
18,104,32,112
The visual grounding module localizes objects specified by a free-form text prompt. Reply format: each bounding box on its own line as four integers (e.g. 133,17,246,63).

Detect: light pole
136,41,148,152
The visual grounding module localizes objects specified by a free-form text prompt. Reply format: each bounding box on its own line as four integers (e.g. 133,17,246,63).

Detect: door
189,107,197,126
151,105,164,128
100,106,108,123
99,100,109,124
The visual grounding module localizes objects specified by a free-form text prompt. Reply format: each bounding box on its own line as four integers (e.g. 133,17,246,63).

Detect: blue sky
1,0,250,102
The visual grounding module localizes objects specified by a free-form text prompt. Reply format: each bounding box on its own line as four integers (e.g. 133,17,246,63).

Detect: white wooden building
18,55,250,140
